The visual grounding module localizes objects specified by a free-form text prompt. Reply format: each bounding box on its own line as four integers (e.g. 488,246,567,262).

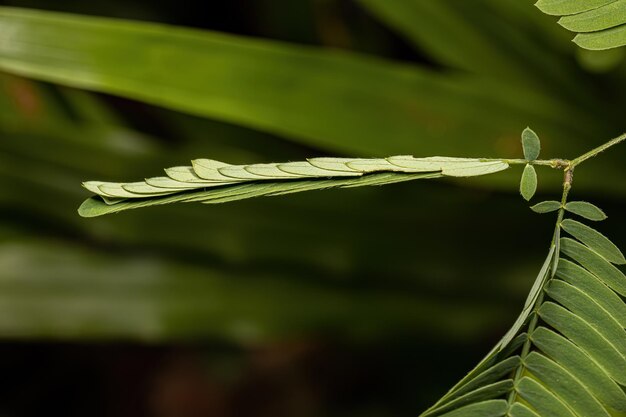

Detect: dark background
0,1,625,416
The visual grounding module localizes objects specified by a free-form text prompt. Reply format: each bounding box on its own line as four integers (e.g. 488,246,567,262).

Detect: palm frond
421,208,626,416
536,0,626,50
78,157,509,217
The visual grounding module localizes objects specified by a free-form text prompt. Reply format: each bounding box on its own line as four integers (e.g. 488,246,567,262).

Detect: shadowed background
0,0,625,416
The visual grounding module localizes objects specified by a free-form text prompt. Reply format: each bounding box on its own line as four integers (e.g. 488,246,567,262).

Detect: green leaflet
423,211,626,417
515,376,577,417
423,380,513,417
522,128,541,161
535,0,618,16
560,219,626,264
508,403,541,417
576,25,626,50
535,0,626,50
531,200,562,213
564,201,607,221
78,157,509,217
524,352,611,417
560,237,626,296
520,165,538,201
556,259,626,328
432,357,521,408
531,327,626,412
538,302,626,385
559,0,626,32
545,280,626,357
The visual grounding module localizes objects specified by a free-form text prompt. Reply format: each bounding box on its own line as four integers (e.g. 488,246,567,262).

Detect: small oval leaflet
522,127,541,161
520,164,538,201
565,201,607,221
531,201,562,214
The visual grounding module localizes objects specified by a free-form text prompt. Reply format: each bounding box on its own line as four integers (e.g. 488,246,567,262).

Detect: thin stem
483,132,626,172
480,158,567,168
507,168,572,408
570,132,626,168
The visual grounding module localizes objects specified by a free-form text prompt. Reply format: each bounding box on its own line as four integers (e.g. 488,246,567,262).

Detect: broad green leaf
531,201,562,213
355,0,590,102
535,0,617,17
556,259,626,328
531,327,626,411
0,6,590,157
559,1,626,32
515,376,577,417
535,0,626,50
520,164,538,201
560,219,626,264
575,26,626,50
564,201,607,221
78,157,509,217
560,237,626,296
522,127,541,161
355,0,528,80
538,302,626,385
524,352,611,417
545,280,626,357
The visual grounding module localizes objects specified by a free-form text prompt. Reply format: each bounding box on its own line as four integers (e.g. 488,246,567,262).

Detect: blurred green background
0,1,625,416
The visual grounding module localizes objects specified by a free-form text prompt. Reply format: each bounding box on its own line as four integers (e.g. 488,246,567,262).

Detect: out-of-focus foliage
1,1,626,416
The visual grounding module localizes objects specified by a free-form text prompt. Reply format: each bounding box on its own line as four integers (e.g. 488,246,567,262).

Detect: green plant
537,0,626,50
77,126,626,416
1,2,626,416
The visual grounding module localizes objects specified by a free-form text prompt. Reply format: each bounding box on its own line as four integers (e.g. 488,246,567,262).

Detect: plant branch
570,132,626,168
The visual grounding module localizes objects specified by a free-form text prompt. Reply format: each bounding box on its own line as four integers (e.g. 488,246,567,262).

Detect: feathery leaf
422,213,626,417
78,157,509,217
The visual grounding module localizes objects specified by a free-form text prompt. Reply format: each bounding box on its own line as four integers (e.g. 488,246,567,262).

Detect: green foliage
1,2,626,416
78,157,509,217
421,209,626,416
536,0,626,50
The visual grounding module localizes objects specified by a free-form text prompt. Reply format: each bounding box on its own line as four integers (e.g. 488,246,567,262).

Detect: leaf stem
480,158,568,168
570,132,626,168
507,167,571,409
